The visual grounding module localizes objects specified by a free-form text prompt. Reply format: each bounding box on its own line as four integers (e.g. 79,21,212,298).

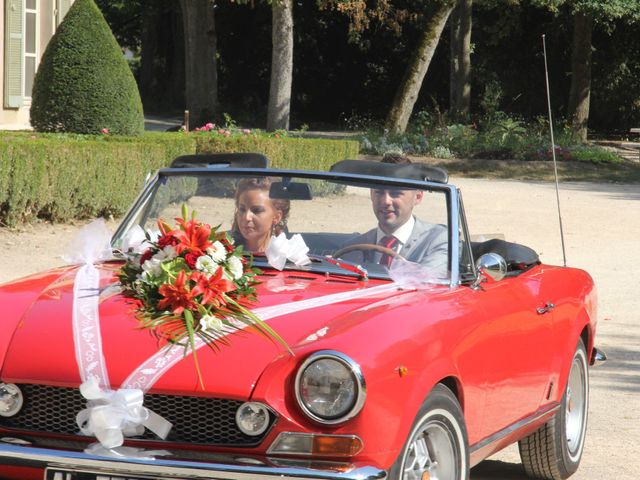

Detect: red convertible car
0,155,604,480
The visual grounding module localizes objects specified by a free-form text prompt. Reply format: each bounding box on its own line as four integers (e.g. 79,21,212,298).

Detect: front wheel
519,339,589,479
389,384,469,480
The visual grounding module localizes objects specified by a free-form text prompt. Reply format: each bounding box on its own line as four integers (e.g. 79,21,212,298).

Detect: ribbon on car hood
65,220,171,453
77,378,171,449
266,233,311,270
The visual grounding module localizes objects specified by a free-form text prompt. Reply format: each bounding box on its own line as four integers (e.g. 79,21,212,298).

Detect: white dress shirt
375,215,416,253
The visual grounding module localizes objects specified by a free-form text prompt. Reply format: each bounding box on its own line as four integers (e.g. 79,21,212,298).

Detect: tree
450,0,472,122
267,0,294,130
534,0,640,141
386,1,456,133
179,0,219,126
30,0,143,135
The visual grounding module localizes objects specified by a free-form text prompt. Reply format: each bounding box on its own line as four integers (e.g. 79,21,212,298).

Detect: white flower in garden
227,255,243,279
196,255,219,276
199,314,223,334
206,241,227,263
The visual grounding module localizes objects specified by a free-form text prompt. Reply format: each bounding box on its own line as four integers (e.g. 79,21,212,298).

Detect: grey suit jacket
342,217,448,275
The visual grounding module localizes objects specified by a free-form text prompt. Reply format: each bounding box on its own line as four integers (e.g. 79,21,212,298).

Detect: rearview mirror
269,181,312,200
475,253,507,282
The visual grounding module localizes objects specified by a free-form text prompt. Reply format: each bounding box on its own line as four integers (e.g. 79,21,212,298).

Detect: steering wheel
333,243,404,260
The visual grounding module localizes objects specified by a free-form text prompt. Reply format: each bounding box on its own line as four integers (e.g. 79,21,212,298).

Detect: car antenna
542,34,568,267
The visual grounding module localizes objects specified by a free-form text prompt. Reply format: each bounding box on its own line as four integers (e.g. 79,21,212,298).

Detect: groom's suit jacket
342,217,448,275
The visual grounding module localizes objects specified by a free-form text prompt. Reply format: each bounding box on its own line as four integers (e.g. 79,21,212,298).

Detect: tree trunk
449,0,472,123
179,0,219,127
139,3,159,107
386,1,455,134
568,13,593,142
267,0,294,131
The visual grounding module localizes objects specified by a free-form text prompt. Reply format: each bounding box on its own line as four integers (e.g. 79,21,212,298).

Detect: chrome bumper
591,347,607,366
0,442,387,480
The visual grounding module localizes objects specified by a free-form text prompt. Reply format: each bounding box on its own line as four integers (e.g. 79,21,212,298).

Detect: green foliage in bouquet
117,206,291,389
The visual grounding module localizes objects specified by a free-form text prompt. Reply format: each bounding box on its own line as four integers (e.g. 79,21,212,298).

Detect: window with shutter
24,0,38,98
56,0,71,26
4,0,24,108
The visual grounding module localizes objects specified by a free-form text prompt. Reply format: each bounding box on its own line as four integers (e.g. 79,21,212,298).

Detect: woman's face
236,189,282,250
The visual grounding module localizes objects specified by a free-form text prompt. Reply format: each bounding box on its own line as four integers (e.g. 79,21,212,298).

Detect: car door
473,274,554,438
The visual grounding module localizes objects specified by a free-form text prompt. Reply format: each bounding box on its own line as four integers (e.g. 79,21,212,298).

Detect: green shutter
56,0,72,25
4,0,24,108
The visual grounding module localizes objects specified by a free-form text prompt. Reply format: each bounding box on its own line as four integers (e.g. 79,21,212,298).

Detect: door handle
536,302,555,315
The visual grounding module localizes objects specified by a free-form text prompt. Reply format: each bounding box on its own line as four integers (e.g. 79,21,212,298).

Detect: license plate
45,468,161,480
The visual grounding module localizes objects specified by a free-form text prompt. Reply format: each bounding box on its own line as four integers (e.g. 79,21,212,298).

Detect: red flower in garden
170,219,212,256
158,271,198,315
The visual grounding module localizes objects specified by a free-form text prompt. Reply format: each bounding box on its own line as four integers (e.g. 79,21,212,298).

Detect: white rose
196,255,219,276
199,314,223,334
227,255,244,279
206,241,227,263
153,245,177,262
142,258,162,277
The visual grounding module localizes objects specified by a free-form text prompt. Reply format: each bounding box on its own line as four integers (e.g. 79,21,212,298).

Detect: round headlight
0,384,23,418
295,351,366,424
235,402,271,436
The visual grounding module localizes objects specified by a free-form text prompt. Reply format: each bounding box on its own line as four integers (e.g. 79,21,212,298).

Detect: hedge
0,132,359,226
194,135,360,171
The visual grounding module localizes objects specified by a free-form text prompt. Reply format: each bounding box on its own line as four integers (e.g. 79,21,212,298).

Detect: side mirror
475,252,507,282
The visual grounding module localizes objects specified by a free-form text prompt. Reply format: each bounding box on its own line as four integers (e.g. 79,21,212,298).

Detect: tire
388,384,469,480
518,339,589,480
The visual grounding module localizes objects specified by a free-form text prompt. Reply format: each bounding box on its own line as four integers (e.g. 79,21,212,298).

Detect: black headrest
330,159,448,184
471,239,540,270
171,153,268,168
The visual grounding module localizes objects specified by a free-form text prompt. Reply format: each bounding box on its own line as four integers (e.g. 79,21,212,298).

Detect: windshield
113,172,451,283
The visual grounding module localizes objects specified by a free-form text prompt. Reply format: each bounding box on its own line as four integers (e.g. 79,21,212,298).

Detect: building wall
1,0,68,130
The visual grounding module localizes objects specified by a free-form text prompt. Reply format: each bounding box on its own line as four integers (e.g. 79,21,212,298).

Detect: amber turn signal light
267,432,364,457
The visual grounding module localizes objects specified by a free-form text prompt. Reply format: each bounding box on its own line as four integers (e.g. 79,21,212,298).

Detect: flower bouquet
118,205,290,388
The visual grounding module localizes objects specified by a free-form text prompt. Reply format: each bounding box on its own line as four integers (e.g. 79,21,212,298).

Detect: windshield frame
112,167,463,287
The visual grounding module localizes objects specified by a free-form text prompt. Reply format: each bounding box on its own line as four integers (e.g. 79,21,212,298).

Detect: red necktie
379,235,398,266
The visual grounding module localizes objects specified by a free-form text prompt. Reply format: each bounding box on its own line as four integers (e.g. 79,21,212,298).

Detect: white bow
77,378,172,449
266,233,311,270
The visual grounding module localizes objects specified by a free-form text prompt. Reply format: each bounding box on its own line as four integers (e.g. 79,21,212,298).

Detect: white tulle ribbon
388,257,448,289
65,219,172,453
77,378,171,449
266,233,311,270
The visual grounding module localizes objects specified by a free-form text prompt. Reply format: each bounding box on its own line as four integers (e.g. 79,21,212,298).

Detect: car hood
1,263,410,398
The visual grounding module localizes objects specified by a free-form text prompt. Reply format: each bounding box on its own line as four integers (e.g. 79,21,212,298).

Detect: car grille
0,384,274,447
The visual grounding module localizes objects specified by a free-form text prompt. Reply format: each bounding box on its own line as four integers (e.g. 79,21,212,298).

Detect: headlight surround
295,351,366,425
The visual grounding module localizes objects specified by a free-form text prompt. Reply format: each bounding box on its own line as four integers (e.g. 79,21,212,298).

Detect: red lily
170,218,212,256
158,270,198,315
190,270,235,307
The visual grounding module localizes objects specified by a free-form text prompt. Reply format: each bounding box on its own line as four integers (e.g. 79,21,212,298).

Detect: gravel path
1,177,637,479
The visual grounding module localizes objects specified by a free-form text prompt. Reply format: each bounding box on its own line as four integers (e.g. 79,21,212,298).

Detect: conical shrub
30,0,143,135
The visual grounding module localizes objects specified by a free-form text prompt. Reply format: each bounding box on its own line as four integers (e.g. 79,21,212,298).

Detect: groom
342,185,448,275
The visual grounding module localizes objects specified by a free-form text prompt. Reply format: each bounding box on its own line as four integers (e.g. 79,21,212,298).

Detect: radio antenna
542,34,567,267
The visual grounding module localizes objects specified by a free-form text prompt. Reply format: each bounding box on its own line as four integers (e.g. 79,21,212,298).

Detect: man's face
370,188,424,234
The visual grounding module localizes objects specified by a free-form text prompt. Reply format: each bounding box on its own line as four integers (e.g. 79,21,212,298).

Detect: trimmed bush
194,135,360,171
30,0,144,135
0,133,195,226
0,132,359,226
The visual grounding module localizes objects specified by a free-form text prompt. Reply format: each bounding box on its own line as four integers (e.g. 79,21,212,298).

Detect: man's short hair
381,152,411,164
